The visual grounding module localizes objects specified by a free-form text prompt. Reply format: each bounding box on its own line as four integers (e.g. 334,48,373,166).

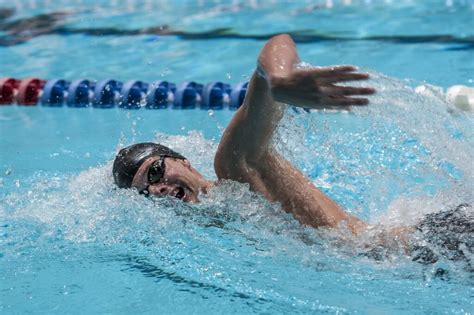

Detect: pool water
1,1,473,314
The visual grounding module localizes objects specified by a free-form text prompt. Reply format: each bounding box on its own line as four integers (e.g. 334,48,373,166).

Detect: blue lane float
146,81,171,109
67,79,93,107
93,79,123,108
1,77,249,110
230,82,248,109
202,81,226,110
120,80,148,109
174,81,199,109
41,79,70,107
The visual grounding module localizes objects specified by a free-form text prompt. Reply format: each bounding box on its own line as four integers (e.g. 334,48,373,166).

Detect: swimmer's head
113,142,209,202
113,142,186,188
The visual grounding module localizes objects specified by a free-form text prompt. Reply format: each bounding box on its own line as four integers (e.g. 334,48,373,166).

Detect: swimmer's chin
185,181,213,203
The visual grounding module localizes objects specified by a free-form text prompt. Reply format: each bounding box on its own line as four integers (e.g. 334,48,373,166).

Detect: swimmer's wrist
255,62,267,80
256,62,286,92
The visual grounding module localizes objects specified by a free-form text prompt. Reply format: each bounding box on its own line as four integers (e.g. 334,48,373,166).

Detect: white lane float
446,85,474,112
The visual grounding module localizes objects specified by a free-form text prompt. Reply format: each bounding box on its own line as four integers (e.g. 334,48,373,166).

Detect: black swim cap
112,142,186,188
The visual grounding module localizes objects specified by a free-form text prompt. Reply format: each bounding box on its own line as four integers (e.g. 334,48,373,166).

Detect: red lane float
16,78,45,105
0,78,20,105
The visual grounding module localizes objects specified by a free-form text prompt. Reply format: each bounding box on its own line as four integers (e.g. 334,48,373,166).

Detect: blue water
1,1,474,314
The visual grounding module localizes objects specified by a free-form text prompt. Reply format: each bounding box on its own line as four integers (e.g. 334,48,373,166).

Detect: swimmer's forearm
216,35,298,162
241,35,301,156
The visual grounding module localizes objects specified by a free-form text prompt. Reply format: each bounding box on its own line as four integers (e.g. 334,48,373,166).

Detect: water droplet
15,179,20,188
208,110,214,117
226,73,231,79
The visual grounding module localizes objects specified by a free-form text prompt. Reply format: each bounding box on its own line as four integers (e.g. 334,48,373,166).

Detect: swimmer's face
131,156,209,203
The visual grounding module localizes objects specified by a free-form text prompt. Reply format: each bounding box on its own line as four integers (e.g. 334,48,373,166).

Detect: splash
1,73,473,309
276,70,473,225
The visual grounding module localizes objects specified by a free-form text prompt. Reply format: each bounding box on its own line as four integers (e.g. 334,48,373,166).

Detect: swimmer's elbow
258,34,299,80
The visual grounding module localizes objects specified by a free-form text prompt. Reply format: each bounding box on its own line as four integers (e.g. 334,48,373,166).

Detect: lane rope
0,77,249,110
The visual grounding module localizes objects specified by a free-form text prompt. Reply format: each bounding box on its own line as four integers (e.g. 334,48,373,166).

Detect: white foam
275,71,473,225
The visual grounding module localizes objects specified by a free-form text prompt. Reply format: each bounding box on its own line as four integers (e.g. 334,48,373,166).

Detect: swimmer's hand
267,65,375,108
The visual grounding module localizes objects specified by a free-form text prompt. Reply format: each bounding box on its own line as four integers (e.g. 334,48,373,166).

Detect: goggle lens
147,157,166,185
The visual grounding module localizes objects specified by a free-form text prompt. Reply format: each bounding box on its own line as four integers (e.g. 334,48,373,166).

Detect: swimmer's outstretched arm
215,34,375,234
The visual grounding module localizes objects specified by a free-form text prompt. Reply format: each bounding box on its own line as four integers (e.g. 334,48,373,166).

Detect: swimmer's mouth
173,186,186,200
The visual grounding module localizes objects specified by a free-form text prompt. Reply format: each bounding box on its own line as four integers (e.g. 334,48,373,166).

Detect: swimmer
113,34,472,265
114,34,373,233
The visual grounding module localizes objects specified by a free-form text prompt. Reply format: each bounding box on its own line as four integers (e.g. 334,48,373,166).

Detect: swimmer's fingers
322,72,371,83
321,96,370,106
328,86,376,96
309,65,358,77
303,66,372,84
315,73,369,84
271,65,373,107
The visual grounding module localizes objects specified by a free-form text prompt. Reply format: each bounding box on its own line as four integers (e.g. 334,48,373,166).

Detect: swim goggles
140,156,166,196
